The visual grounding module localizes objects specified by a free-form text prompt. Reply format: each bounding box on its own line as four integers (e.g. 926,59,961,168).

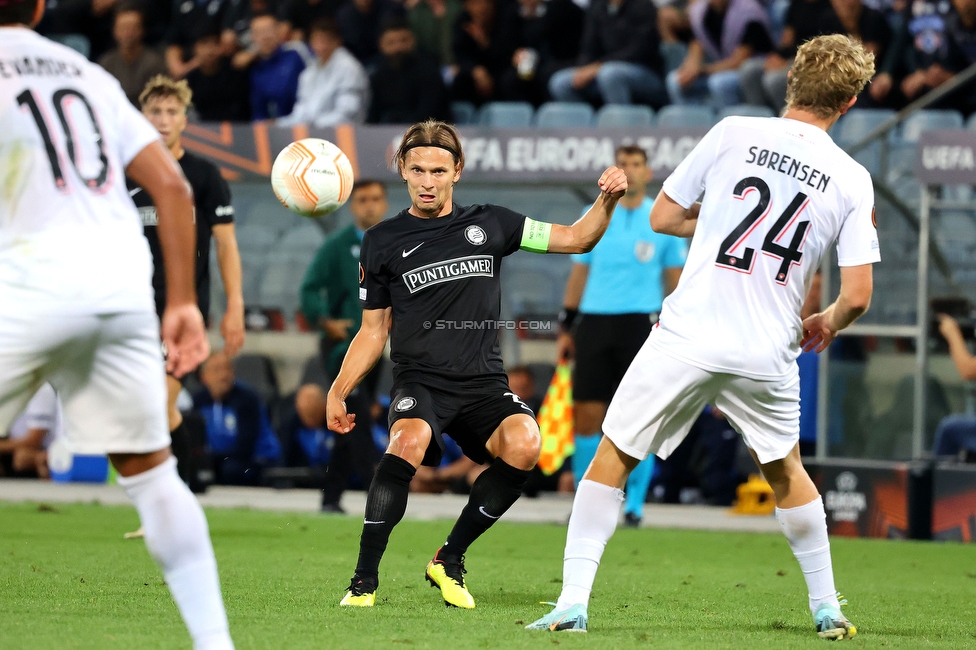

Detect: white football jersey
0,28,161,313
656,116,880,379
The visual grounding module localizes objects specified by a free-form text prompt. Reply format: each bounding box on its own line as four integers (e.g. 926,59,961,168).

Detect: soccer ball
271,138,354,217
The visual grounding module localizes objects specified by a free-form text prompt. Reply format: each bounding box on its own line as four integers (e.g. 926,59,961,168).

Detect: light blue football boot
814,594,857,640
525,602,588,632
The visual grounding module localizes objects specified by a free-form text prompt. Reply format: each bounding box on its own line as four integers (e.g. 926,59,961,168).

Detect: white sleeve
661,120,726,209
115,84,163,167
836,170,881,267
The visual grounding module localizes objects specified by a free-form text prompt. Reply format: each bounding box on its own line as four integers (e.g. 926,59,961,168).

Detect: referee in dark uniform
129,76,245,485
327,119,627,609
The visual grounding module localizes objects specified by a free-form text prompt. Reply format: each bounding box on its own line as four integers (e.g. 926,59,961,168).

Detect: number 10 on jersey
716,176,811,286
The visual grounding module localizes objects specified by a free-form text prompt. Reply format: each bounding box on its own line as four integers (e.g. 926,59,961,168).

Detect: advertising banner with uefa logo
805,459,932,540
177,122,708,183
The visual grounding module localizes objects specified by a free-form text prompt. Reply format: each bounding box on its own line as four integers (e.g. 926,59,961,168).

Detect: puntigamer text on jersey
745,146,831,193
402,255,494,293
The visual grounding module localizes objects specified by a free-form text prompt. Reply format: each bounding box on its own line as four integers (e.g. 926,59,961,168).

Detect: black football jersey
127,151,234,320
360,204,531,384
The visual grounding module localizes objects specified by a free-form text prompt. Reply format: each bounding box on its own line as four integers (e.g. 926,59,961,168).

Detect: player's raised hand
598,166,628,199
800,311,837,354
162,303,211,377
326,389,357,434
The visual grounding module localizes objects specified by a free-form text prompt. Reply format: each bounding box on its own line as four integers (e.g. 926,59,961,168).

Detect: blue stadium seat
660,42,687,74
535,102,594,128
278,223,325,253
717,104,776,119
835,108,896,143
655,105,715,129
594,105,655,128
48,34,91,59
236,224,280,252
899,109,964,142
477,102,534,128
451,101,477,125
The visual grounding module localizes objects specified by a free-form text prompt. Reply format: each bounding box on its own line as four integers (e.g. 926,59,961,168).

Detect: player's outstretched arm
327,307,392,434
546,166,627,254
801,264,873,353
650,190,701,238
127,141,209,376
213,223,246,356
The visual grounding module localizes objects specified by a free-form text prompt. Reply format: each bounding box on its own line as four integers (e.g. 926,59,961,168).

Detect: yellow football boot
425,548,475,609
340,576,377,607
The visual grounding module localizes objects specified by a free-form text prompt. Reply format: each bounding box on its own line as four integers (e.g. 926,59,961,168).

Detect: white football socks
776,498,840,615
118,457,234,650
556,479,625,610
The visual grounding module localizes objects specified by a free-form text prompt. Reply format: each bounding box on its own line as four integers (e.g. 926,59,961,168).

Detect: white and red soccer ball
271,138,354,217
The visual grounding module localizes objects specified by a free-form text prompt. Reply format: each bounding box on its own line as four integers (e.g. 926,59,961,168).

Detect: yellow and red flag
536,361,574,475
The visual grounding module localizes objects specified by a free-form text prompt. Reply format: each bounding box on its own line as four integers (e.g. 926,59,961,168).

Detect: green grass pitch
1,502,975,649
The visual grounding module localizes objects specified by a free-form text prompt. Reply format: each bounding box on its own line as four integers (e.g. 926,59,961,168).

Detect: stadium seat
48,34,91,59
594,105,655,128
477,102,534,128
278,223,325,253
232,354,280,407
655,105,715,129
717,104,776,119
967,113,976,131
899,109,965,142
300,355,330,388
835,108,896,143
535,102,595,128
451,101,477,125
236,224,280,252
660,42,687,74
256,258,305,315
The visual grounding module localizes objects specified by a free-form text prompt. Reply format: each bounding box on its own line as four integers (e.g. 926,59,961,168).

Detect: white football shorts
603,334,801,466
0,310,169,455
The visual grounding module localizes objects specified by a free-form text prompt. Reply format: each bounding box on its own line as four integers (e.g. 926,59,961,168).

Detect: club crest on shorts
394,397,417,412
464,225,487,245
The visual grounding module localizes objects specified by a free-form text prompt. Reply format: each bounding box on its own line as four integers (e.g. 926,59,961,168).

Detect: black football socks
441,457,531,561
355,453,416,581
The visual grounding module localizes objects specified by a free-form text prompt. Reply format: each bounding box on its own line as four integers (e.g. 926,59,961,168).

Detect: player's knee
387,424,431,466
503,419,542,469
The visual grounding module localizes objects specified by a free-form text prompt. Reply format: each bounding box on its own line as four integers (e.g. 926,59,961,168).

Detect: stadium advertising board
916,130,976,185
180,122,707,183
932,462,976,542
805,459,932,540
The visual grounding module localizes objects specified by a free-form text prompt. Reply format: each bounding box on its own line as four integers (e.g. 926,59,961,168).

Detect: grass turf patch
1,501,975,649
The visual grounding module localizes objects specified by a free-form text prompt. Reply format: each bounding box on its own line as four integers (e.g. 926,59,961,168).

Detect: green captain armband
520,218,552,253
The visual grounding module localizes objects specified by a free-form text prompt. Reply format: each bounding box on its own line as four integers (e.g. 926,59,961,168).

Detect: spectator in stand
300,180,388,511
0,384,62,479
98,3,167,106
278,18,370,127
368,18,451,123
245,12,305,120
548,0,668,107
283,0,343,41
819,0,891,106
193,351,282,485
36,0,119,60
336,0,403,64
450,0,518,105
657,0,693,44
931,313,976,457
870,0,954,108
185,28,252,121
507,365,542,413
221,0,285,53
739,0,832,112
499,0,584,106
283,384,378,509
165,0,229,78
409,0,463,67
411,432,488,493
667,0,774,108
